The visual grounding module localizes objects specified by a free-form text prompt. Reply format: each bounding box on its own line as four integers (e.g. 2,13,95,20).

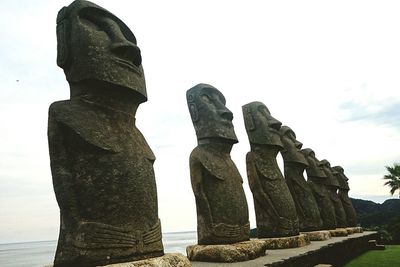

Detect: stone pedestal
329,228,349,237
186,240,266,262
301,230,331,241
261,234,310,249
45,254,191,267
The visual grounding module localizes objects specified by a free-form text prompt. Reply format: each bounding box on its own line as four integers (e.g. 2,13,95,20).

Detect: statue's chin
65,56,147,102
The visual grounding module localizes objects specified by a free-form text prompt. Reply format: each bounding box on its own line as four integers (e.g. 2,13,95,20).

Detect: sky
1,0,400,244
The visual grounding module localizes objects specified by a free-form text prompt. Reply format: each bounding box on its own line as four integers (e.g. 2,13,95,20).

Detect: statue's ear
188,102,199,122
56,7,69,68
187,93,199,122
242,106,255,131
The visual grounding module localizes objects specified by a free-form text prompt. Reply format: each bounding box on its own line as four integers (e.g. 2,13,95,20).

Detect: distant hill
351,198,400,226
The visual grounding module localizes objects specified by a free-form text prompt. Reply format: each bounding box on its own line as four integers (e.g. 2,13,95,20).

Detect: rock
301,230,331,241
105,253,191,267
186,240,267,262
261,234,310,249
329,228,349,237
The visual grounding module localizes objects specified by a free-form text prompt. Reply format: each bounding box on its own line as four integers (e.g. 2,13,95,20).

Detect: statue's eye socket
79,16,103,31
201,94,212,103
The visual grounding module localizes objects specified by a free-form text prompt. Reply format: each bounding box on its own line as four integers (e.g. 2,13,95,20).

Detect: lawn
345,245,400,267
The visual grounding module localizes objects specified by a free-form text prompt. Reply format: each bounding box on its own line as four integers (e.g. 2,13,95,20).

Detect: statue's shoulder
48,100,118,152
189,146,225,181
249,152,279,180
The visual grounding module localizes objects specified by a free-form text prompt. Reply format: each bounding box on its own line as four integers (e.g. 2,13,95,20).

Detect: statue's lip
114,58,142,76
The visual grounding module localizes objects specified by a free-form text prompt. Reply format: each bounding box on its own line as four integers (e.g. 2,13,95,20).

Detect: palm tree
383,163,400,198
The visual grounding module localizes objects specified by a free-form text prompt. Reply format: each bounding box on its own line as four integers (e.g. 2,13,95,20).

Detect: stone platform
186,240,267,262
191,231,377,267
261,234,310,249
44,253,191,267
301,230,331,241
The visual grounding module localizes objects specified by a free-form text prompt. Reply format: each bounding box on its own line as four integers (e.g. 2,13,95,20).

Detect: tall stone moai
301,149,337,230
242,102,299,238
186,84,250,245
320,160,348,228
332,166,358,227
49,1,164,266
279,126,323,232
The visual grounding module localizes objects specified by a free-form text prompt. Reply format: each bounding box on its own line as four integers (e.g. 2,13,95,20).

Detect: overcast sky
1,0,400,244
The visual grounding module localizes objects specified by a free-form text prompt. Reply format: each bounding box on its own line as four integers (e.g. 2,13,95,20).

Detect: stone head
186,84,238,144
320,159,340,188
56,0,147,102
279,126,308,166
301,148,327,178
332,166,350,190
242,101,283,148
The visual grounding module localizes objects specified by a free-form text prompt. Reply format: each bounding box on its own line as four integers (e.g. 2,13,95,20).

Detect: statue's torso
49,99,163,265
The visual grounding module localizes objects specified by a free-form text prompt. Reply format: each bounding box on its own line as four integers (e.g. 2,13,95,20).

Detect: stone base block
100,253,191,267
301,230,331,241
346,227,356,234
329,228,349,237
186,240,267,262
261,234,310,249
45,254,191,267
352,226,363,233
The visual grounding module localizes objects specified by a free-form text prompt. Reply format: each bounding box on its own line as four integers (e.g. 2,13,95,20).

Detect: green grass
345,245,400,267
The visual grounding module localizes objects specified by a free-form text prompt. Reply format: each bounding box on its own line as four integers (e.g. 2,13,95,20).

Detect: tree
383,163,400,198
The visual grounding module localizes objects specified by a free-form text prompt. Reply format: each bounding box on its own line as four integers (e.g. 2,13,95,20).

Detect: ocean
0,231,197,267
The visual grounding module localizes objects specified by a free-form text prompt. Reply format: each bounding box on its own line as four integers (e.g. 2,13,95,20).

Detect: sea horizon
0,231,197,267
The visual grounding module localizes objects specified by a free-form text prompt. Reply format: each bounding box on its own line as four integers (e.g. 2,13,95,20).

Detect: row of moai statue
48,1,360,266
186,84,359,245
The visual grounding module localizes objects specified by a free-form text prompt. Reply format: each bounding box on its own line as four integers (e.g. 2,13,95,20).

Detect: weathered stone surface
49,1,163,266
186,240,266,262
242,102,299,238
351,227,363,233
45,254,191,267
320,160,348,228
329,228,349,237
280,126,323,232
186,84,249,245
261,234,310,249
332,166,358,227
345,227,355,235
302,149,337,230
106,253,191,267
301,230,331,241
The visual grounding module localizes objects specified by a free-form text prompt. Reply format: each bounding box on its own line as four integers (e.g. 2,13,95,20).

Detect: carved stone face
280,126,308,166
186,84,238,143
57,0,147,102
332,166,350,190
242,101,283,148
301,148,327,178
320,160,340,187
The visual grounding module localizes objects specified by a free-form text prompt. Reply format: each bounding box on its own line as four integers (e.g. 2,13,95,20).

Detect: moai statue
332,166,358,227
49,1,163,266
280,126,323,232
301,149,337,230
186,84,250,245
242,102,299,238
320,160,348,228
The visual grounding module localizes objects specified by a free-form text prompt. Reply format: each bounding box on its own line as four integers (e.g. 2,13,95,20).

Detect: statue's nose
268,117,282,130
111,42,142,66
219,110,233,121
295,140,303,149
